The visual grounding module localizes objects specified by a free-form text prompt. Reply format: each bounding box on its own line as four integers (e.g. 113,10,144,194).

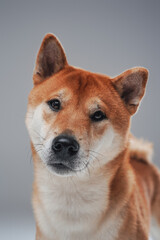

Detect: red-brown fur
26,34,160,240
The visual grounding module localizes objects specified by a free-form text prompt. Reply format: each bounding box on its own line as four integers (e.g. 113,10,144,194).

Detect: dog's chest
34,172,122,240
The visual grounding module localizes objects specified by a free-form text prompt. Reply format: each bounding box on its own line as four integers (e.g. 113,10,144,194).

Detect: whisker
25,147,33,165
33,129,46,141
34,143,44,147
88,149,105,157
88,152,102,169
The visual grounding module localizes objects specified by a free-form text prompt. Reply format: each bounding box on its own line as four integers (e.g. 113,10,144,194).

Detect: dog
26,34,160,240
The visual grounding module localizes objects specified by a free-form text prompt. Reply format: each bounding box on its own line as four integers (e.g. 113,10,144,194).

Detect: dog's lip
48,162,72,171
47,159,90,173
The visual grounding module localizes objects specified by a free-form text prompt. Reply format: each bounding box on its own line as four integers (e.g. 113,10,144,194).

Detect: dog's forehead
29,67,113,106
60,67,110,90
50,67,112,101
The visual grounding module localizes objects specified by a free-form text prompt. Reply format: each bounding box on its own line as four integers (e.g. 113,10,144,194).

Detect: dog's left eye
90,110,107,122
47,99,61,111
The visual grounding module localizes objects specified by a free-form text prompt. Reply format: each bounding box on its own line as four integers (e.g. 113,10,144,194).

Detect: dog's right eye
47,99,61,112
90,110,107,122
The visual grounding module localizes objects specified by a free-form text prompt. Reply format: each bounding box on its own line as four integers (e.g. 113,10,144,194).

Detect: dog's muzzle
48,134,80,174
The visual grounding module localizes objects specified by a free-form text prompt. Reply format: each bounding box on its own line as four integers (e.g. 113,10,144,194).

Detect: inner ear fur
112,67,148,115
33,33,68,85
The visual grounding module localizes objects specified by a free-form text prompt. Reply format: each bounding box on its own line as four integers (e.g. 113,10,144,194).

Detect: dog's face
26,34,148,176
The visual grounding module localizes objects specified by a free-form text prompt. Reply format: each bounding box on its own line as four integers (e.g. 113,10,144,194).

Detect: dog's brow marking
58,88,67,96
49,88,71,102
87,98,108,113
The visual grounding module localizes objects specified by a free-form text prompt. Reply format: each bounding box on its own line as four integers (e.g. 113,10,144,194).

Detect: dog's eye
47,99,61,111
90,110,107,122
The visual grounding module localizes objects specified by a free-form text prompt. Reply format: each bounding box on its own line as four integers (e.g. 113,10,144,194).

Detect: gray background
1,0,160,239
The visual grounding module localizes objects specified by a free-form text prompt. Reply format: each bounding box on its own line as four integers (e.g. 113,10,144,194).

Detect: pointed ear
33,33,68,84
112,67,148,115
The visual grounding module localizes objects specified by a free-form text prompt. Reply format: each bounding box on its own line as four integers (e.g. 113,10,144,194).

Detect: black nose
52,135,79,158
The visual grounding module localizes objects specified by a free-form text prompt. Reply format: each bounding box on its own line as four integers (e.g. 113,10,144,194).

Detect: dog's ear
33,33,68,84
112,67,148,115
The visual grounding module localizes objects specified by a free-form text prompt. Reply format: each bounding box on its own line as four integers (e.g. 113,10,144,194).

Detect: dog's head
26,34,148,176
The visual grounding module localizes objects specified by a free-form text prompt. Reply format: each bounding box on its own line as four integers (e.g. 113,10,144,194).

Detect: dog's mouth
48,162,73,174
47,158,90,175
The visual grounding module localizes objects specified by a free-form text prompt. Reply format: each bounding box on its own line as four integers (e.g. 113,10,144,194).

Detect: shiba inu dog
26,34,160,240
